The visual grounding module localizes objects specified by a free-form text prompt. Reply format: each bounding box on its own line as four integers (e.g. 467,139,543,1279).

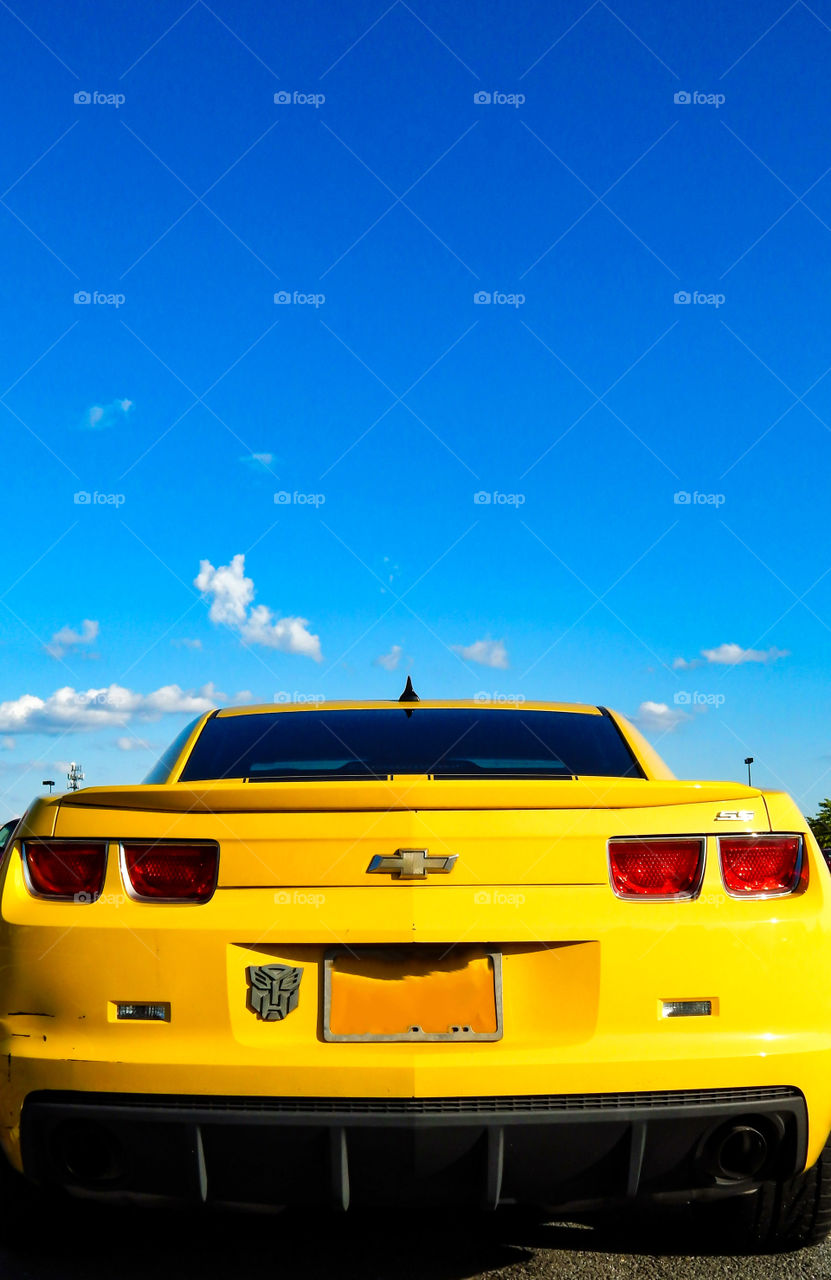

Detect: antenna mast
67,762,85,792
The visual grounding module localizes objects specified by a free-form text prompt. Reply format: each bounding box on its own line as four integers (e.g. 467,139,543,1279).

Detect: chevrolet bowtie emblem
366,848,458,879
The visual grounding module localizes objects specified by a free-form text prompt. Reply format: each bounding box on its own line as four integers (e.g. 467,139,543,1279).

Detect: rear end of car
2,701,830,1236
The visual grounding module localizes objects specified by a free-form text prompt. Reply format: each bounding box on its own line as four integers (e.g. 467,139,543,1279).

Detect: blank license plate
323,947,503,1042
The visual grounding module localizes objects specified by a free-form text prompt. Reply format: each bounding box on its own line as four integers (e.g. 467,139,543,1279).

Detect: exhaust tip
54,1120,123,1184
701,1121,770,1181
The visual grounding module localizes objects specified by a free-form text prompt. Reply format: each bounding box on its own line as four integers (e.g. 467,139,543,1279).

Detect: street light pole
744,757,754,786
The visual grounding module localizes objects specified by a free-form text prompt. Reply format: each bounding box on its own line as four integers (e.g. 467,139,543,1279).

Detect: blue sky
1,0,830,819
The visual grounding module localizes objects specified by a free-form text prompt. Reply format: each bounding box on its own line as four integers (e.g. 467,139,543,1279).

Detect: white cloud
633,701,691,733
195,555,253,626
673,642,789,669
195,554,322,661
375,644,403,671
172,637,202,650
452,638,509,669
701,642,789,666
83,399,133,430
240,452,276,469
115,736,152,751
45,618,99,659
0,682,223,735
1,738,14,750
240,607,322,661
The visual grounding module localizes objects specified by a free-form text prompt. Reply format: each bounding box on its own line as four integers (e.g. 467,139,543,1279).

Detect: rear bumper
21,1086,807,1211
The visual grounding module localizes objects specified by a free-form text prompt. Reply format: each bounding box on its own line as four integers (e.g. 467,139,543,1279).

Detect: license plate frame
322,947,503,1043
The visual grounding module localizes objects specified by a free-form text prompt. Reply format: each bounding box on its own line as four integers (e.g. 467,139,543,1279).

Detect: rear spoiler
54,778,764,815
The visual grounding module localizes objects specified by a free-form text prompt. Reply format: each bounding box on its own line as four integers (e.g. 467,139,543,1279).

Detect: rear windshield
178,708,643,782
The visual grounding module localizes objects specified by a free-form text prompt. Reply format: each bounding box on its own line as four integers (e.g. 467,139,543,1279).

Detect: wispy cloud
633,700,691,733
0,682,227,734
374,643,403,671
451,637,509,669
674,642,789,670
44,618,99,659
240,452,276,470
81,398,133,430
195,554,322,661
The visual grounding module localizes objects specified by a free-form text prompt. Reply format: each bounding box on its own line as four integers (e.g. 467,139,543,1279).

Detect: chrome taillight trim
717,832,805,900
118,840,220,905
20,839,108,903
607,835,707,902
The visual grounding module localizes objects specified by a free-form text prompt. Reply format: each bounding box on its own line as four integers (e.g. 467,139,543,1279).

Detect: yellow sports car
2,689,830,1249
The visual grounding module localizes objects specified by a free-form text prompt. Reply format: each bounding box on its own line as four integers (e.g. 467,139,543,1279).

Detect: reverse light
122,842,219,903
608,837,705,900
662,999,712,1018
719,834,803,898
115,1002,169,1022
22,841,107,901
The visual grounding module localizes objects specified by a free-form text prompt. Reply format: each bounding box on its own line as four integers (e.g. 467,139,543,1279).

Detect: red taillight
122,843,218,902
23,842,107,900
609,838,704,899
719,835,803,897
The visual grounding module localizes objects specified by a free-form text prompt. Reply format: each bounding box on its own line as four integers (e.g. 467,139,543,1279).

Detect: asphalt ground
1,1198,829,1280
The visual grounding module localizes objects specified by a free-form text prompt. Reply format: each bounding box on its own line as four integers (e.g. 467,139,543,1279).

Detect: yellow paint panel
328,947,498,1036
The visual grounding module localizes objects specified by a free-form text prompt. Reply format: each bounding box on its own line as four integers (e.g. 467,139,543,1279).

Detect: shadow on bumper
21,1086,806,1211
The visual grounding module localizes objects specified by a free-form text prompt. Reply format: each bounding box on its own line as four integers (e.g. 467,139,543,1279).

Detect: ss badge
247,964,304,1021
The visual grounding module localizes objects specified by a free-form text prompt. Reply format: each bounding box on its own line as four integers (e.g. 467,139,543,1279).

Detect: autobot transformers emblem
247,964,304,1021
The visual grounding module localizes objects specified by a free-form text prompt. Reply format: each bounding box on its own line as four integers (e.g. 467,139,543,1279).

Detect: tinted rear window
178,708,643,782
